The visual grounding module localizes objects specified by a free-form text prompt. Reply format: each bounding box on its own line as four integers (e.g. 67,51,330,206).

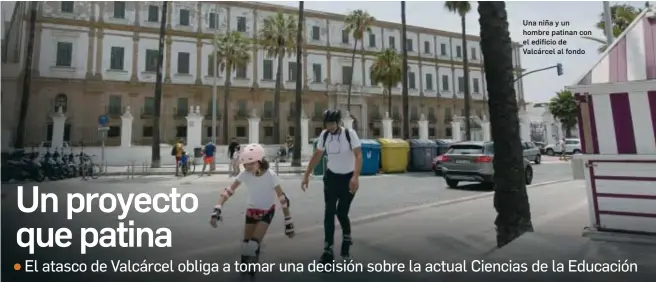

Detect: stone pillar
450,115,462,142
342,110,354,130
301,110,309,154
519,112,531,141
481,115,491,141
185,106,204,147
382,112,393,139
417,114,429,140
51,107,67,148
120,106,134,147
248,109,260,144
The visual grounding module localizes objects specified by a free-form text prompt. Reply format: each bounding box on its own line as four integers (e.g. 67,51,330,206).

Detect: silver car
439,141,533,189
522,141,542,164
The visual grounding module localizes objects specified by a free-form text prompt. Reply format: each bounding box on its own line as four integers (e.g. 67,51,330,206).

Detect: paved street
1,162,592,282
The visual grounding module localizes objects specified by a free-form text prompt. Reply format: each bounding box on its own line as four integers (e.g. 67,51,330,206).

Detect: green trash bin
312,140,327,176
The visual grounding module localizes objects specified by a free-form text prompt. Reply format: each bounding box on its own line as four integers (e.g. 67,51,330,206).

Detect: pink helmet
239,143,265,164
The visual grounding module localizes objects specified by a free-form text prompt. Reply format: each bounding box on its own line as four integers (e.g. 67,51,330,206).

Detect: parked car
533,141,546,153
440,141,533,189
543,138,582,156
522,141,541,164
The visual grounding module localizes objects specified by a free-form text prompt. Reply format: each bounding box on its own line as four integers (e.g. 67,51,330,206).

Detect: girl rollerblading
210,143,295,276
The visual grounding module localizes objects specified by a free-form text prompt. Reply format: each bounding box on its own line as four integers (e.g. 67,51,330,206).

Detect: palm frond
258,12,298,59
216,31,252,73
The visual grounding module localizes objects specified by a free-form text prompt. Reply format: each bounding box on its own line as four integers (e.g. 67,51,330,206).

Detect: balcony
205,110,222,120
106,105,122,117
234,109,249,119
140,107,154,119
410,113,419,122
174,107,189,119
428,113,437,122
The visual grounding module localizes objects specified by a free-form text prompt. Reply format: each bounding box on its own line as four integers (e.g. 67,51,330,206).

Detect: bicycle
179,153,195,176
79,153,101,180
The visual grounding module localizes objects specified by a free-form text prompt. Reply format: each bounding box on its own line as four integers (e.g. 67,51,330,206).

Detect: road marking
179,178,574,258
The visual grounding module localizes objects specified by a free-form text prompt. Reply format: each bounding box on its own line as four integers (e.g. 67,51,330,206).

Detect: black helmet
322,109,342,123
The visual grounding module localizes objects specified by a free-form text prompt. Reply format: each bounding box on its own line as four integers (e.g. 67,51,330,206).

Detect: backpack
322,127,352,150
170,145,177,156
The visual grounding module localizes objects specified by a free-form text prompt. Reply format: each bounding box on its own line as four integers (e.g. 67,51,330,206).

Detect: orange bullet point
14,263,21,271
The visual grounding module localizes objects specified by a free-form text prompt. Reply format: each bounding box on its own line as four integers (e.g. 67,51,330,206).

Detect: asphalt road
1,162,575,282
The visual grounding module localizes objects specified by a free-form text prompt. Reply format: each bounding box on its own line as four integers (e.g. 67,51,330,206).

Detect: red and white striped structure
568,9,656,234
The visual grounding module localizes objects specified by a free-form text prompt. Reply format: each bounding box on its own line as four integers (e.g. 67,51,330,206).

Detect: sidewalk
103,161,309,176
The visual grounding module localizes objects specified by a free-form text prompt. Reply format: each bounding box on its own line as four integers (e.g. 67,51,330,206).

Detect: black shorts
245,208,275,225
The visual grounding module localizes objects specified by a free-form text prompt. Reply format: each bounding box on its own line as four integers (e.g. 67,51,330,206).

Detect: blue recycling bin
360,139,381,176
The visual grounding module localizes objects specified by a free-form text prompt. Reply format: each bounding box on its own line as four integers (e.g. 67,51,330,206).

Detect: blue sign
98,115,109,127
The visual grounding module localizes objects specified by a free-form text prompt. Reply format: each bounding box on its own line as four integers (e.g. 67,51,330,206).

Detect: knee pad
242,239,260,257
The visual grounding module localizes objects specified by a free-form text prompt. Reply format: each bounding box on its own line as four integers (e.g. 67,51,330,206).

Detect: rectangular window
411,105,418,120
312,64,322,83
425,73,433,90
456,46,462,58
207,55,218,76
236,126,246,137
428,107,436,121
237,17,246,32
342,66,352,85
312,26,320,40
369,33,376,47
471,47,477,60
445,108,452,121
176,98,189,116
147,5,159,22
145,49,159,72
289,102,296,118
263,60,273,80
237,100,248,117
144,97,155,115
177,52,190,74
288,62,297,81
61,2,74,13
408,72,416,89
388,36,395,49
209,13,218,29
424,41,430,54
458,77,464,92
473,78,480,93
108,95,122,115
235,65,247,78
440,43,447,56
342,30,349,44
113,1,126,19
406,39,413,52
56,42,73,67
179,9,190,26
441,75,449,91
109,47,124,70
263,101,274,118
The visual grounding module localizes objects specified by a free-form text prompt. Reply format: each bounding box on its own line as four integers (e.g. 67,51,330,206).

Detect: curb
181,178,575,258
102,169,306,176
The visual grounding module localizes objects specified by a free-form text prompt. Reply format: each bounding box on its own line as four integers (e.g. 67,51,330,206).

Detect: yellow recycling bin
377,138,410,173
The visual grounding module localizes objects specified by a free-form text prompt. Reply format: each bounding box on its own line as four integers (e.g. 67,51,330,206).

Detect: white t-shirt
236,169,280,210
316,127,361,174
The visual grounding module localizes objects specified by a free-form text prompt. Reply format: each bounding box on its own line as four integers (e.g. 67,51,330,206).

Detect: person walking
172,139,185,177
201,141,216,176
228,138,240,175
301,109,362,262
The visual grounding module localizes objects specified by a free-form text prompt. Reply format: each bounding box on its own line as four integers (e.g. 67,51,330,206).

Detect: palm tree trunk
222,64,231,145
461,15,472,141
14,2,37,149
401,1,410,140
273,52,284,144
346,40,358,111
478,1,533,248
387,86,392,115
151,1,168,168
292,1,304,167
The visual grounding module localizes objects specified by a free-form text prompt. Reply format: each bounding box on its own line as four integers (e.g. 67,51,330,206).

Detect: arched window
54,94,68,113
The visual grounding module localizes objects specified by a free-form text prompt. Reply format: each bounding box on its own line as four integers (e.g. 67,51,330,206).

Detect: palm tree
370,48,403,116
216,31,252,145
445,1,472,141
14,2,37,149
292,1,304,167
478,1,533,248
582,3,645,53
401,1,410,139
151,1,168,168
344,10,375,111
259,12,298,144
548,90,578,137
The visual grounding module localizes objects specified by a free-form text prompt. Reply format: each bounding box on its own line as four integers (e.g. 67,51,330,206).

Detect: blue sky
275,1,651,102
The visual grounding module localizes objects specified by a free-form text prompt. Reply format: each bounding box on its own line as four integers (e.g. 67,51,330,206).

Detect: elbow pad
222,187,234,199
279,193,290,208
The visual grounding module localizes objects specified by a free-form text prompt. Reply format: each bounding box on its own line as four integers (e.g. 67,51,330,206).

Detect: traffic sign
98,115,109,127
